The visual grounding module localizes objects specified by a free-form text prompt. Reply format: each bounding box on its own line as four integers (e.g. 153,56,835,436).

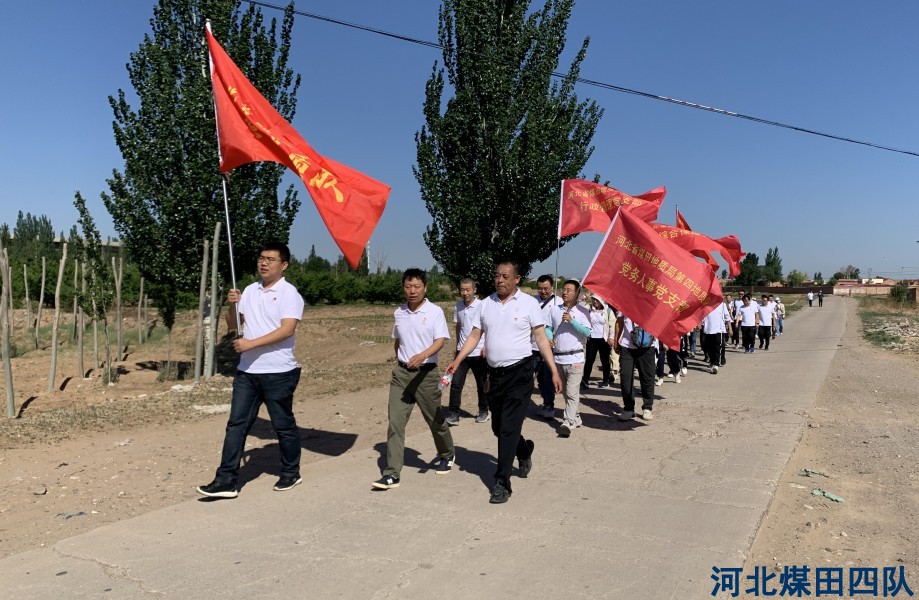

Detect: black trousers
703,332,724,367
758,325,772,349
583,338,612,383
448,355,487,411
741,325,756,350
486,357,536,492
618,346,656,412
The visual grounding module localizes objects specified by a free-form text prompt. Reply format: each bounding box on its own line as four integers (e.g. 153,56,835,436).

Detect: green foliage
102,0,302,329
763,247,782,282
734,252,761,287
890,281,911,303
301,245,332,273
415,0,603,295
74,193,114,322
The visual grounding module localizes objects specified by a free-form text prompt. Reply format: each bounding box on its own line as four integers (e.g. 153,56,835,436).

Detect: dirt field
746,298,919,579
1,296,917,578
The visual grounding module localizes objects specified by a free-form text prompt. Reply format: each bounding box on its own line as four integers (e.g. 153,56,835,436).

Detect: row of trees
90,0,602,316
731,245,862,287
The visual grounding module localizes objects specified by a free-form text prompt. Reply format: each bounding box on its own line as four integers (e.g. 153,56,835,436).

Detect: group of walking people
194,244,793,507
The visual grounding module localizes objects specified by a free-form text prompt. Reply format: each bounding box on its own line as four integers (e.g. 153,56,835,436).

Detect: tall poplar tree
416,0,602,292
103,0,302,329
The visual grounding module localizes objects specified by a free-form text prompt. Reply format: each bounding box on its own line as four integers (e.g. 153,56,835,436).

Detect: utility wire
246,0,919,158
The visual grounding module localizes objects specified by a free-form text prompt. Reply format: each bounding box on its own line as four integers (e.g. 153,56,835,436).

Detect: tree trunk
34,256,46,349
92,298,99,370
194,239,209,385
71,258,79,342
48,243,68,393
113,256,123,361
78,259,86,379
1,247,15,417
205,222,221,380
137,277,144,345
23,264,31,332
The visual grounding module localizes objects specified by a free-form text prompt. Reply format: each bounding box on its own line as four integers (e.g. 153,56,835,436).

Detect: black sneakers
489,482,511,504
196,480,238,499
517,440,535,478
273,476,303,491
433,456,455,475
372,474,400,489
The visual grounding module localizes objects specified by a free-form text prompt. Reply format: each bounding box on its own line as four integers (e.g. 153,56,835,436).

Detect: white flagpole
554,179,564,294
579,208,622,309
205,20,241,334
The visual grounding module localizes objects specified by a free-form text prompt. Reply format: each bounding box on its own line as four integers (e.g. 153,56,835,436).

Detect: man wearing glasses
197,242,305,498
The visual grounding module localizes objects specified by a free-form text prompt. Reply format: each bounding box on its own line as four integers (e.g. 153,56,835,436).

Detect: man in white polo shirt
701,299,732,374
445,278,488,425
197,242,304,499
373,268,455,490
757,294,776,351
550,279,591,437
614,313,659,421
447,260,561,504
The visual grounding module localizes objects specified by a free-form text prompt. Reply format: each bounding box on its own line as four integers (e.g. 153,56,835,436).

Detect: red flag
673,208,720,270
650,224,745,278
206,27,389,269
582,207,723,348
558,179,665,237
651,223,730,272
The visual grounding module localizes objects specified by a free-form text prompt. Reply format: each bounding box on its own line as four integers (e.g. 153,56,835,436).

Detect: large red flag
582,207,723,348
674,208,720,271
558,179,665,237
650,224,745,278
206,27,389,269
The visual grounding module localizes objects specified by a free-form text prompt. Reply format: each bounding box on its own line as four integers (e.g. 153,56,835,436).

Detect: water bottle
438,372,453,391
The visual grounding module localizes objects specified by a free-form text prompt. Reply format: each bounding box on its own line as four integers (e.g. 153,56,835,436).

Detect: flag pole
206,20,241,334
554,180,563,296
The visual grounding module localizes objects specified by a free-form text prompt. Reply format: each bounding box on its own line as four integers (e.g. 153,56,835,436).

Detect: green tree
103,0,302,329
302,245,332,273
786,269,806,287
416,0,603,294
735,252,761,287
763,247,782,282
74,193,117,381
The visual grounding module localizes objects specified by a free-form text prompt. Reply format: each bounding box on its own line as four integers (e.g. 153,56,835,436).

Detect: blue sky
2,1,918,281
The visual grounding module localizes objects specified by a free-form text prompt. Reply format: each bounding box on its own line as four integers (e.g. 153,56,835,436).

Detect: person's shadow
198,417,358,499
371,442,498,490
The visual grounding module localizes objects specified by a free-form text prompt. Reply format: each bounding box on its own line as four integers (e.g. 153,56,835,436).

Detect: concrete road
0,300,846,599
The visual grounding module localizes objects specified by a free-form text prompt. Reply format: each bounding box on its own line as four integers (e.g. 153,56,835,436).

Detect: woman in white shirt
581,298,613,388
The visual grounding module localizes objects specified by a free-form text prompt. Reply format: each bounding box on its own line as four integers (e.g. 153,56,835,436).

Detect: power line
246,0,919,158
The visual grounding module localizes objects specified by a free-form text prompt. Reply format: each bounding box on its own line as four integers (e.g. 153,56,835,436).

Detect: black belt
397,361,436,372
487,356,531,376
553,348,583,356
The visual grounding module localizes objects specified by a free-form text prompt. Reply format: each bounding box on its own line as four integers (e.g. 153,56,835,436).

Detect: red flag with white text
582,207,723,348
206,27,389,269
558,179,665,237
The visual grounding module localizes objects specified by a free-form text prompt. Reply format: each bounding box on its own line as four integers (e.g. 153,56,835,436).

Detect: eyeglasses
257,256,280,264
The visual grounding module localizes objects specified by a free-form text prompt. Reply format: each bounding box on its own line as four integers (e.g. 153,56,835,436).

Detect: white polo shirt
237,277,304,374
737,304,758,326
454,298,485,357
757,302,776,326
702,302,731,334
550,304,590,365
532,294,563,351
476,289,545,368
392,299,450,365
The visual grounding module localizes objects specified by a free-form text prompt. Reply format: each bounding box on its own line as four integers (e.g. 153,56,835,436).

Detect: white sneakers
711,365,719,374
680,367,688,375
618,410,635,421
641,409,654,421
674,373,682,384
